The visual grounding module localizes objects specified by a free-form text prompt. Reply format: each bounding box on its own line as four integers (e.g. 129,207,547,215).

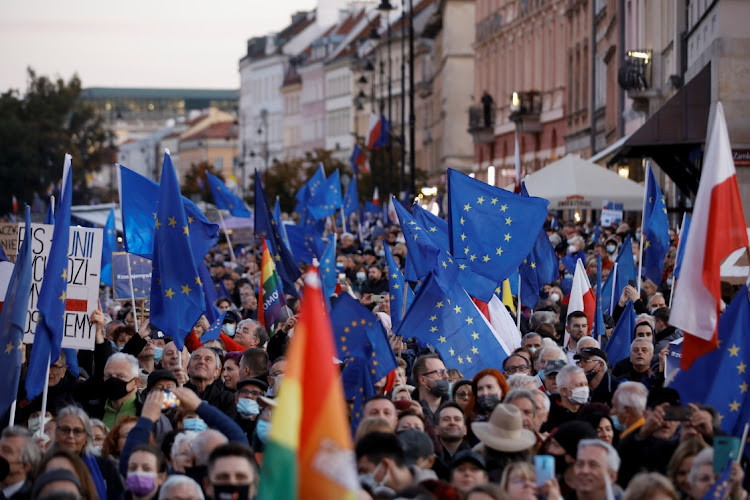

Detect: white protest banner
600,200,623,228
0,223,19,262
18,223,103,351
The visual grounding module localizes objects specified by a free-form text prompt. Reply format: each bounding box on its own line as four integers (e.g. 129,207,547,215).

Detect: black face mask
584,367,599,382
103,377,133,400
213,483,250,500
428,379,450,398
553,453,569,475
184,465,207,486
477,394,500,412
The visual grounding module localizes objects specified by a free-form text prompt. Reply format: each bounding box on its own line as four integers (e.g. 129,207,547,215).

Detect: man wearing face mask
573,347,620,406
233,378,267,441
206,443,259,500
541,365,589,433
356,432,435,496
411,354,451,422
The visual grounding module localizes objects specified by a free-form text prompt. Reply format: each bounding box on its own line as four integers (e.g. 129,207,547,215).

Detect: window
214,156,224,169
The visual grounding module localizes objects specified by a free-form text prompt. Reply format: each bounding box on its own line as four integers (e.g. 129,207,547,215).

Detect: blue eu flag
119,165,219,264
604,300,635,366
307,169,343,220
395,269,508,379
447,168,548,285
343,175,359,216
198,262,220,324
206,172,251,217
149,152,206,351
600,235,637,314
518,182,558,308
254,171,301,297
412,203,449,250
201,310,228,344
26,156,73,400
670,283,750,436
319,234,337,302
342,358,376,436
273,197,290,251
294,164,325,214
642,164,670,285
286,225,326,265
383,242,412,330
332,294,397,383
0,206,33,415
100,208,117,286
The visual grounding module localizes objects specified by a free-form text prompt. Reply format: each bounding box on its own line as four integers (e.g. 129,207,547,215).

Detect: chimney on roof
291,10,308,24
316,0,350,28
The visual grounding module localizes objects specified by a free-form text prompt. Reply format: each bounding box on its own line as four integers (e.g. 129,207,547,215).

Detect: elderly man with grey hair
0,426,40,499
234,319,268,349
573,439,621,500
159,474,205,500
541,364,589,432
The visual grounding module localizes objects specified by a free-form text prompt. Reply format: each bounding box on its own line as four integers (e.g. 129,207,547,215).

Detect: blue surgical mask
255,419,271,443
537,369,545,380
236,398,260,418
183,417,207,432
222,323,236,337
109,340,117,350
611,415,625,431
153,346,163,362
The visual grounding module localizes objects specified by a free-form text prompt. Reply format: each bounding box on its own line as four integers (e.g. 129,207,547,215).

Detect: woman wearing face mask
50,405,125,500
465,369,509,445
251,398,276,457
125,445,167,500
90,420,108,455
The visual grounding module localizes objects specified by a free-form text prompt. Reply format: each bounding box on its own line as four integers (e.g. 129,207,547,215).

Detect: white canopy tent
508,154,645,211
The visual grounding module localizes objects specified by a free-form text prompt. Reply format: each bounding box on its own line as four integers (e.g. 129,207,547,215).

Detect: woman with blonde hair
499,461,561,500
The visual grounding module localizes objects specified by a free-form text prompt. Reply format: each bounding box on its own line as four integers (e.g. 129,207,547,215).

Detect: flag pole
340,209,347,234
636,163,649,294
516,273,522,331
217,210,237,264
609,262,619,314
38,355,51,437
669,212,688,308
125,254,139,332
737,423,749,463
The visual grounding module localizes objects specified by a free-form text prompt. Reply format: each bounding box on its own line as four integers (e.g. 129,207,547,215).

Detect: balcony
618,50,657,113
468,105,495,144
509,91,542,133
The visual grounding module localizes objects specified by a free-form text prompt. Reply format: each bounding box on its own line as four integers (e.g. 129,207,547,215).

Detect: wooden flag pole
125,253,139,332
217,210,237,264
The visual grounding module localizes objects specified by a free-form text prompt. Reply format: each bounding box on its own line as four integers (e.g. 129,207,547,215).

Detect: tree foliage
182,161,219,201
0,68,114,214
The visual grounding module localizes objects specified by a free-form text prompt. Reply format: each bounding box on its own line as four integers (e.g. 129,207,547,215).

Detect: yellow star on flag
155,219,162,229
472,332,479,340
505,217,512,225
740,382,748,393
504,233,512,241
500,204,508,212
183,226,189,235
471,346,478,354
465,316,473,325
459,264,467,270
438,336,446,343
531,262,536,269
491,197,498,205
195,276,203,286
738,362,747,374
188,216,194,224
466,356,472,363
168,217,177,227
165,288,175,299
436,301,444,308
454,305,462,314
181,284,192,295
463,203,472,212
477,196,484,204
449,348,455,356
61,268,67,280
430,326,438,333
482,255,490,262
457,356,464,364
429,315,437,321
4,342,13,354
728,344,740,357
729,400,740,412
59,291,66,302
496,247,503,256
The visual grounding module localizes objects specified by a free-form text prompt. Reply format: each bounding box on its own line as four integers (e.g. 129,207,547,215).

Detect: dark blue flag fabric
199,262,220,324
0,206,33,415
286,225,326,265
100,208,117,287
561,250,586,277
447,168,548,286
364,201,380,215
273,197,291,251
373,114,391,150
604,300,635,366
26,156,73,400
395,270,508,379
349,144,366,176
600,235,637,314
674,215,691,279
294,164,325,214
149,152,206,351
518,182,558,308
254,171,301,297
641,165,670,285
700,461,733,500
670,284,750,436
45,200,54,224
343,175,359,216
412,203,449,250
307,169,343,221
119,165,219,264
206,172,251,217
383,242,408,330
319,234,337,302
201,310,227,344
593,254,606,340
341,358,376,436
332,293,397,383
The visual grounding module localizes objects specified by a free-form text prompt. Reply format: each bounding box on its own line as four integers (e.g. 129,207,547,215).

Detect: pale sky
0,0,316,92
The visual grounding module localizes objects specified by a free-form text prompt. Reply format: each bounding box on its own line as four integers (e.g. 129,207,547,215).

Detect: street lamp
378,0,395,199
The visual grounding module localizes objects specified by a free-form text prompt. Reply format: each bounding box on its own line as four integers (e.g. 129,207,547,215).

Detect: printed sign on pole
112,252,152,301
18,223,103,351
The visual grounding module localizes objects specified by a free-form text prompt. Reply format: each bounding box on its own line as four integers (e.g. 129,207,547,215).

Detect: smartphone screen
663,406,692,421
714,436,740,473
535,455,555,487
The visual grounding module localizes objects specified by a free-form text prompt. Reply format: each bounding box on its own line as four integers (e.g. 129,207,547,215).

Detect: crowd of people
1,213,748,500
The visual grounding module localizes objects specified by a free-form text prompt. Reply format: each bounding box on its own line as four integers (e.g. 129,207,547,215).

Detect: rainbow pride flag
257,270,359,499
258,237,286,330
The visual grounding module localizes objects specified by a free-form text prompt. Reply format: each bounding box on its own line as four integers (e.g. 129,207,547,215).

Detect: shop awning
608,63,712,197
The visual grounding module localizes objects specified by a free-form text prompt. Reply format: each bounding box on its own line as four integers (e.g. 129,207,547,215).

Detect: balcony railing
467,105,496,144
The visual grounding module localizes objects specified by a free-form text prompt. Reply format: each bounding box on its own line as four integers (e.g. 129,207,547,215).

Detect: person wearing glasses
233,378,268,441
451,380,473,411
411,354,452,422
502,354,532,379
50,405,125,500
15,351,77,427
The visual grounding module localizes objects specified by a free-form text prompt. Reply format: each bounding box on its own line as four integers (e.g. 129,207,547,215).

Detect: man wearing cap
574,347,620,407
471,404,537,481
233,378,268,441
450,450,489,496
541,359,566,396
138,370,177,443
397,429,438,472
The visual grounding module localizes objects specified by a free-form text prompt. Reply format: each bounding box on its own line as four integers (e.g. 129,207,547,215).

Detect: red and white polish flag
566,258,595,346
670,102,748,370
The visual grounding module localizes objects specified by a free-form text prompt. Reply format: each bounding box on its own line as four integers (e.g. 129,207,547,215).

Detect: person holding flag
258,237,287,331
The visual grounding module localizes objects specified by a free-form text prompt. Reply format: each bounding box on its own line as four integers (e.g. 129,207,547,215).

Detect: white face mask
568,245,577,254
568,386,590,405
549,293,560,303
